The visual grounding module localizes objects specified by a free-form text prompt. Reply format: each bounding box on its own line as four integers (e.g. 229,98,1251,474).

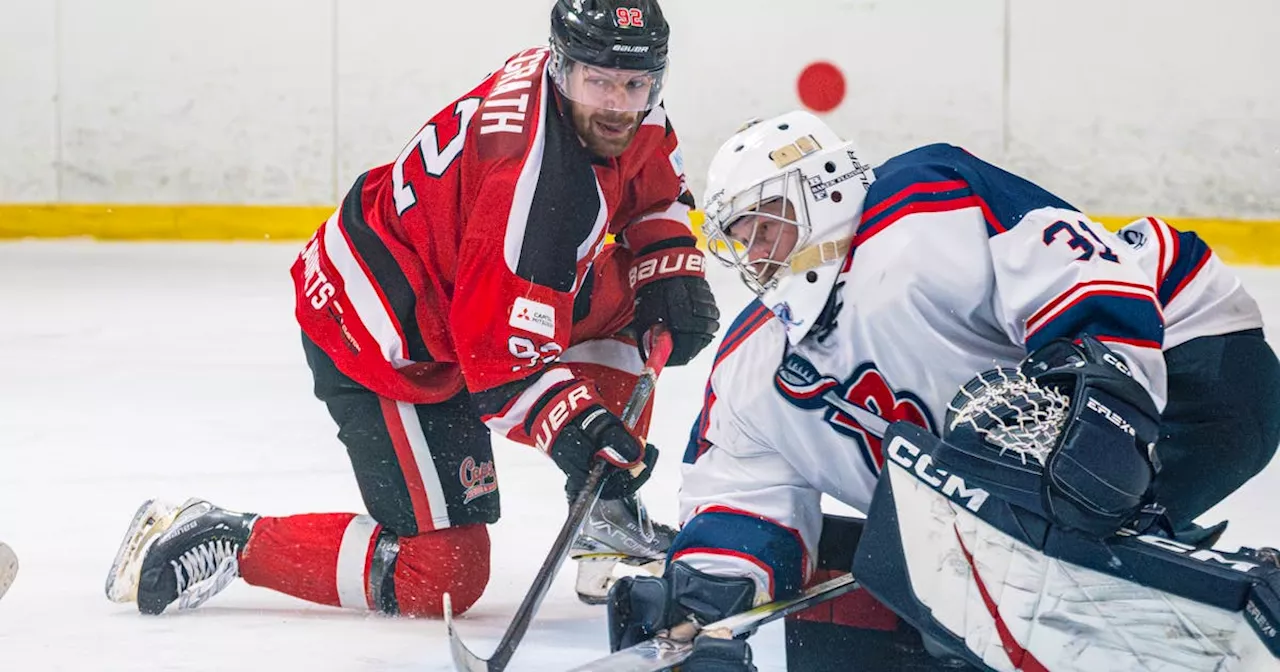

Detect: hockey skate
570,493,676,605
105,498,258,615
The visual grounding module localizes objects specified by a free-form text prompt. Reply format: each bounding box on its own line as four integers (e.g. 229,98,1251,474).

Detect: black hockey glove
608,561,758,672
528,379,655,501
630,239,720,367
683,638,756,672
1021,335,1162,537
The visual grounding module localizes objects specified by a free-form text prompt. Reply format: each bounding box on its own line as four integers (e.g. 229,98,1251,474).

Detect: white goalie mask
702,111,875,344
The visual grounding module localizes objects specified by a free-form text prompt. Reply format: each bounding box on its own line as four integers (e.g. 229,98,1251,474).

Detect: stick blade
444,593,493,672
565,637,693,672
566,574,860,672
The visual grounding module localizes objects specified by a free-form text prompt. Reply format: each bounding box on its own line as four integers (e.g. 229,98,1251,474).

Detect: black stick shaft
482,327,673,671
485,462,608,669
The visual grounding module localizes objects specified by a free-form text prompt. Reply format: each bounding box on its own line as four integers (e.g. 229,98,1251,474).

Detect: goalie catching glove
528,379,657,500
630,239,720,367
945,335,1162,537
1011,335,1162,536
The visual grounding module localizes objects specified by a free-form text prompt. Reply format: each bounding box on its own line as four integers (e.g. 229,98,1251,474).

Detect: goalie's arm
606,305,849,665
983,212,1168,535
680,302,886,591
607,445,817,670
607,453,821,671
987,206,1168,410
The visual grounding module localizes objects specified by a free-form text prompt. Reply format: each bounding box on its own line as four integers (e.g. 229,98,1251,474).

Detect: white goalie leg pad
885,463,1280,672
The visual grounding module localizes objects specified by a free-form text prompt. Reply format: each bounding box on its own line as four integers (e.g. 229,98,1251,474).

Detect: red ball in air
797,61,846,113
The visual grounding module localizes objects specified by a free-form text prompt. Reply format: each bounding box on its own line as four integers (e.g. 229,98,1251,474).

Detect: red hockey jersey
291,47,695,440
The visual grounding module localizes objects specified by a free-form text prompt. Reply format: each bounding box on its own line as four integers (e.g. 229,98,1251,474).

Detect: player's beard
569,102,642,158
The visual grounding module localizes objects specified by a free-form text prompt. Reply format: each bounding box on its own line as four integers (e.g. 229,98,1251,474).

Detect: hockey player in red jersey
104,0,719,619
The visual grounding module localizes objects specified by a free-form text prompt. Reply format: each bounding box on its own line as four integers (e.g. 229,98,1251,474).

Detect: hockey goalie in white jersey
603,111,1280,671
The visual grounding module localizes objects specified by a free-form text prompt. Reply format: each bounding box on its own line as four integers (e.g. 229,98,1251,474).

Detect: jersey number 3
393,98,481,216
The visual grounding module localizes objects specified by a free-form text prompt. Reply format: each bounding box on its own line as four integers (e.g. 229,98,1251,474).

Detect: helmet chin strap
788,236,853,274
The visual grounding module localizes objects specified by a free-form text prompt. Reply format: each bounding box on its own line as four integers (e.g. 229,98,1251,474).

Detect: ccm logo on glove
629,250,705,289
533,383,599,453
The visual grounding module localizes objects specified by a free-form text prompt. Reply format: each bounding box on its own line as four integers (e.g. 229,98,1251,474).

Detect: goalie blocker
785,421,1280,671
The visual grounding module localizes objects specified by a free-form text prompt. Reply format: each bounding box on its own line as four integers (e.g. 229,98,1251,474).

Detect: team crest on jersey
459,456,497,503
775,354,935,473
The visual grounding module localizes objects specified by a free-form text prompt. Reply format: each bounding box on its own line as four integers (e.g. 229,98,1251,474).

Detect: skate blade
104,499,180,604
0,542,17,601
574,555,619,605
572,555,666,605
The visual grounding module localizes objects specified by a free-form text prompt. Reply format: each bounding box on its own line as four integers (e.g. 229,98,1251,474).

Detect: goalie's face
713,196,803,292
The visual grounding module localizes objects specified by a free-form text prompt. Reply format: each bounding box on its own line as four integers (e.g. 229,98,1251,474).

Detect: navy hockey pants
1153,328,1280,528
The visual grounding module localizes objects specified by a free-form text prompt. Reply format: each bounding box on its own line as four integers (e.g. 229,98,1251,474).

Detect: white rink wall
2,0,1278,217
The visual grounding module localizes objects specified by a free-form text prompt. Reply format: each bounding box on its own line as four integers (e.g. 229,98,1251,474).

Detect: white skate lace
172,539,239,610
946,367,1070,466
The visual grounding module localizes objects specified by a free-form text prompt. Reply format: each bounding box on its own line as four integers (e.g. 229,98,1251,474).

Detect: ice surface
1,241,1277,671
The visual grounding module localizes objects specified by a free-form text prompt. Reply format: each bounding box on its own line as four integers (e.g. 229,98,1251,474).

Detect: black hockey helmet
549,0,670,112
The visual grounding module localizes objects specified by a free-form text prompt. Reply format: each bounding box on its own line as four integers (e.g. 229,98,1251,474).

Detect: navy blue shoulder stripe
714,299,772,367
861,144,1079,239
684,300,774,465
684,379,714,465
1159,230,1212,305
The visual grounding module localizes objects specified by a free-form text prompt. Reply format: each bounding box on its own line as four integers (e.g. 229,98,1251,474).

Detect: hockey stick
445,327,675,672
565,572,860,672
822,389,888,437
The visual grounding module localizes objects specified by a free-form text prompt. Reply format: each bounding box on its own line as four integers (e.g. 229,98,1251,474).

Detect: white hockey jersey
674,144,1264,601
1115,216,1263,349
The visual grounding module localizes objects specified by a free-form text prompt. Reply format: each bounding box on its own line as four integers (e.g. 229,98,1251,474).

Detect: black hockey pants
1153,328,1280,528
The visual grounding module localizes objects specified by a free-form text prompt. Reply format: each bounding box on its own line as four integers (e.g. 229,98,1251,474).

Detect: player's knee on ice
388,525,491,617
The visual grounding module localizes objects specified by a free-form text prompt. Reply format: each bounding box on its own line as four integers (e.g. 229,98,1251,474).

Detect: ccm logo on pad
888,435,990,513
